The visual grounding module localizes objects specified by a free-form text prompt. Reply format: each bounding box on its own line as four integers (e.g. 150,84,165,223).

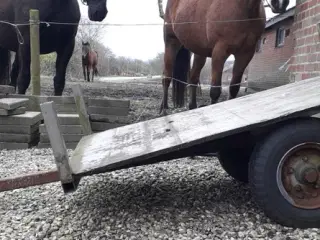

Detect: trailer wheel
249,118,320,228
217,145,254,183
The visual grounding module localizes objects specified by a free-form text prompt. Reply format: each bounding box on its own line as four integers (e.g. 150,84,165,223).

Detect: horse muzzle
88,4,108,22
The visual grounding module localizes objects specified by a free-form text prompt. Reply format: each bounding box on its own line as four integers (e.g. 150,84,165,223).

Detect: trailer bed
69,76,320,177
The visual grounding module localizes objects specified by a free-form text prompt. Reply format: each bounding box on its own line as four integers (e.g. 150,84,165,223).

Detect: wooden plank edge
40,101,79,193
0,170,60,192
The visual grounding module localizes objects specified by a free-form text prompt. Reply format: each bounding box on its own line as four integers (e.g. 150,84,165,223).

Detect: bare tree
76,17,107,45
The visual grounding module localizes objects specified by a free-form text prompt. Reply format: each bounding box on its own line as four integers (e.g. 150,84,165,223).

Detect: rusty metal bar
0,170,60,192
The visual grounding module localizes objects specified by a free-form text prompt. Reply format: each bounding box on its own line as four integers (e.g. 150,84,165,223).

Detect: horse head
82,41,91,57
82,0,108,22
268,0,290,14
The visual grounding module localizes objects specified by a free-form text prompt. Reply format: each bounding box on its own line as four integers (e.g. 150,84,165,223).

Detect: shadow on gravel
70,162,259,217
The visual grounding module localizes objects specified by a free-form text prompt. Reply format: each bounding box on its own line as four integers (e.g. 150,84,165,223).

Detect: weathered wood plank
40,133,83,143
0,122,40,134
69,76,320,176
90,114,128,124
90,122,125,131
57,114,80,125
88,106,129,116
71,84,92,135
0,98,29,110
0,107,26,116
39,101,74,187
37,96,88,104
37,142,78,149
0,95,86,112
0,111,43,126
0,86,15,94
54,104,77,113
0,170,59,192
0,132,39,143
89,98,130,108
0,142,32,150
39,124,83,134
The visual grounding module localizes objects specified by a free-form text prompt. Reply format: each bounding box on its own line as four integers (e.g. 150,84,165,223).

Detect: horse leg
0,48,11,85
159,38,181,115
16,44,31,94
10,53,19,91
229,49,255,100
82,62,86,81
53,39,75,96
91,66,94,82
210,43,230,104
87,66,90,82
188,54,206,110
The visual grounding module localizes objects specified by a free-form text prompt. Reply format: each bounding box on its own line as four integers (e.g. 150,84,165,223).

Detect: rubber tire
217,144,254,183
249,118,320,228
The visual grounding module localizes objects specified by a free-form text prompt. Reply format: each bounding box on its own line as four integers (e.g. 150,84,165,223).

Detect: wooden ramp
66,76,320,177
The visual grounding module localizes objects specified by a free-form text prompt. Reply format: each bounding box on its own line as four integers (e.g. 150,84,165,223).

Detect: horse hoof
159,108,168,116
188,103,197,110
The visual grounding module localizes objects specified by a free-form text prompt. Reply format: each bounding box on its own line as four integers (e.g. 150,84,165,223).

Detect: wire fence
0,10,296,105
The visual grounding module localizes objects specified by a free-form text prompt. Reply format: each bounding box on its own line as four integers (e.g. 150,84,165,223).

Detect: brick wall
289,0,320,81
247,17,295,91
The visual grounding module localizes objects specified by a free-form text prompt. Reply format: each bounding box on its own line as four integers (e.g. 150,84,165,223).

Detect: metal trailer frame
1,77,320,229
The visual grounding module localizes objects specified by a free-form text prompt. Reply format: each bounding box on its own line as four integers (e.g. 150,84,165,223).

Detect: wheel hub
277,143,320,209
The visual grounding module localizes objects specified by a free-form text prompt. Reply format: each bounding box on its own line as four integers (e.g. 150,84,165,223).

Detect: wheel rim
276,142,320,209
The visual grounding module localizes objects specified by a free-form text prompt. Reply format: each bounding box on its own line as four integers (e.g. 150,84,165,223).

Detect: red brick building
247,7,295,91
289,0,320,81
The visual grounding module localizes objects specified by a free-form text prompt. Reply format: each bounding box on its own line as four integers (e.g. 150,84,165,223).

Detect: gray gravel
1,149,319,239
1,79,320,239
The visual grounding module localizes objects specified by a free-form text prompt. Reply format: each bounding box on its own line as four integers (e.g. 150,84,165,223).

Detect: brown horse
159,0,290,115
82,41,99,82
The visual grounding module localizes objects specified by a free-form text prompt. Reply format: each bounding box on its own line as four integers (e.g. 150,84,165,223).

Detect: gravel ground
1,77,319,239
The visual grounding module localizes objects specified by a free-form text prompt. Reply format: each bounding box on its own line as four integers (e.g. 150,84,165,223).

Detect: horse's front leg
210,43,230,104
82,62,86,81
87,66,90,82
188,54,206,110
17,43,31,95
229,48,255,100
53,38,75,96
10,53,19,91
159,38,181,116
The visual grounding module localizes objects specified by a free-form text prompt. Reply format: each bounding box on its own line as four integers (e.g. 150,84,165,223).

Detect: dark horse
82,41,99,82
0,0,108,95
159,0,290,115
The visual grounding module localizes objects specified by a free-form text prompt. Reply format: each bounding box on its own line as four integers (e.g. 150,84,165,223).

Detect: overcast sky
78,0,296,61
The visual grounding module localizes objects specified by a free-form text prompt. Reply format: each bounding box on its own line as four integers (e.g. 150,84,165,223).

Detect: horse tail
0,47,11,85
172,46,190,108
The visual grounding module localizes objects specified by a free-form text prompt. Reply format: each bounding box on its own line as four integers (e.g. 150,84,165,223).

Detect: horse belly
172,2,215,57
174,26,213,57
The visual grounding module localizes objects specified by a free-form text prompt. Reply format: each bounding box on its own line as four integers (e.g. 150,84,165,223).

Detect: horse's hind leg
159,38,181,115
229,49,255,100
0,48,11,85
210,43,230,104
54,39,75,95
10,53,19,90
16,44,31,94
188,54,206,110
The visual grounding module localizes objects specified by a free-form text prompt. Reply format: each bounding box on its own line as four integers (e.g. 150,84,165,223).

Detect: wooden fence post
29,9,41,95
